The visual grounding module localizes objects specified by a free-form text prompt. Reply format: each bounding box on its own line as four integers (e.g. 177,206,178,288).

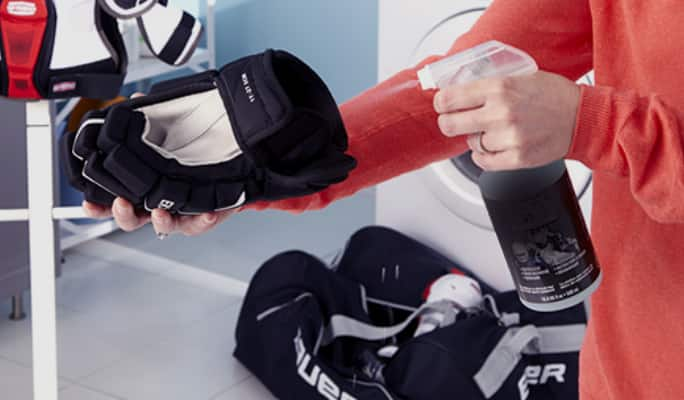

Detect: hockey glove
61,49,357,214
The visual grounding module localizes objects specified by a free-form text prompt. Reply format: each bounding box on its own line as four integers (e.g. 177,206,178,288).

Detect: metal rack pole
207,0,217,69
26,100,59,400
0,6,219,398
0,104,93,399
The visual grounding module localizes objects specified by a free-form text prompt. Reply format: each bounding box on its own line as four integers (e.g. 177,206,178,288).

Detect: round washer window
410,8,593,230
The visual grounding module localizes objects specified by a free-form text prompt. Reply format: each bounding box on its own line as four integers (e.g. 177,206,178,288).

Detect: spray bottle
418,41,601,312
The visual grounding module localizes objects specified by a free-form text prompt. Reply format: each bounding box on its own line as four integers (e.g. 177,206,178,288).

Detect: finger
178,213,220,237
434,77,506,113
151,209,177,236
82,201,113,219
112,198,150,232
438,107,492,137
471,150,521,172
434,85,486,114
466,132,509,154
178,209,238,237
131,92,145,98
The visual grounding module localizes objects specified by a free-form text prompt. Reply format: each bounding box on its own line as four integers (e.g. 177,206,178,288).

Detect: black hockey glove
61,49,357,214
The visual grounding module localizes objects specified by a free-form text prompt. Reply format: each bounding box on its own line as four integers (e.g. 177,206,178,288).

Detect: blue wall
210,0,378,103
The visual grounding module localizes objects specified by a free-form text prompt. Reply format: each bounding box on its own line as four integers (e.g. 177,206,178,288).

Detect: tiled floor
106,189,375,281
0,190,374,399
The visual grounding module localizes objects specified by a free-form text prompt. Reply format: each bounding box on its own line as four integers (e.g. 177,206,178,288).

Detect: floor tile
57,252,240,352
71,239,254,293
82,351,242,400
62,286,239,355
0,261,141,380
105,189,375,283
168,302,277,400
0,311,135,380
57,251,159,312
82,336,241,398
0,358,71,400
81,302,251,400
60,384,120,400
212,376,277,400
0,358,34,400
157,301,244,355
0,294,139,381
0,300,117,381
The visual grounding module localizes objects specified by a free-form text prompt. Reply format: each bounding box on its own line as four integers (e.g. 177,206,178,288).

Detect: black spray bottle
418,41,602,311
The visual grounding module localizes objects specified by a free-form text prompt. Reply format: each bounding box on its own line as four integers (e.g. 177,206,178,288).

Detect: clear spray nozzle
417,40,538,90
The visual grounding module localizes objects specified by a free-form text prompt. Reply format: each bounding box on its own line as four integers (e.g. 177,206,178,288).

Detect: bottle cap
417,66,436,90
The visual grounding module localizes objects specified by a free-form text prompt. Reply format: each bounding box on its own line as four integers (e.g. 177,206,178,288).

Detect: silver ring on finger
478,131,494,154
468,132,483,153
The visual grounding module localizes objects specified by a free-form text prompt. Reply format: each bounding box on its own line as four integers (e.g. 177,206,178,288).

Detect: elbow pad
60,49,357,214
0,0,127,99
0,0,202,100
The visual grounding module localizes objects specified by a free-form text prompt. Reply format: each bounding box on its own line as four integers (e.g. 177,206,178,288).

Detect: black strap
157,12,195,64
59,132,87,191
217,51,290,151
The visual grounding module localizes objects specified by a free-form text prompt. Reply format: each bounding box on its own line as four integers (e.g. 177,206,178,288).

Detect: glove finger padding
62,49,357,214
60,111,117,206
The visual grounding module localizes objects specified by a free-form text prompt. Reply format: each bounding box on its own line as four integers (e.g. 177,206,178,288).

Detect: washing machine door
411,8,593,231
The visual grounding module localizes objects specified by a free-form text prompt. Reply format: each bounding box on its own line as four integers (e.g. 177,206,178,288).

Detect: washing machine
376,0,594,291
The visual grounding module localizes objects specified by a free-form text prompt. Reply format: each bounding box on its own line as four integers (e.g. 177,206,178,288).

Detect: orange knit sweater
252,2,684,398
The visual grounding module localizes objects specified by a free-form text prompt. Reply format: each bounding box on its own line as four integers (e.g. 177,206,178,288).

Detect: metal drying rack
0,1,216,398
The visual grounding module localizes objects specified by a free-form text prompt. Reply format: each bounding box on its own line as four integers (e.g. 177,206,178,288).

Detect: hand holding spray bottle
417,41,602,312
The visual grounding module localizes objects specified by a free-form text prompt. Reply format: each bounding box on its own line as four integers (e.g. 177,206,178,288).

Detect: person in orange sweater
85,1,684,398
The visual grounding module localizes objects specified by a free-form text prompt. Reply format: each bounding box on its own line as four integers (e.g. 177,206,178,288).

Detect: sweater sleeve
567,86,684,223
250,0,594,213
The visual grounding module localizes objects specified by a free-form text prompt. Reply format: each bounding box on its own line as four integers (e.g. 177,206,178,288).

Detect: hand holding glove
63,49,356,217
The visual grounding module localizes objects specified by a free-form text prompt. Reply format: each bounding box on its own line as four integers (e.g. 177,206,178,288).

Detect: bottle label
483,172,601,306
